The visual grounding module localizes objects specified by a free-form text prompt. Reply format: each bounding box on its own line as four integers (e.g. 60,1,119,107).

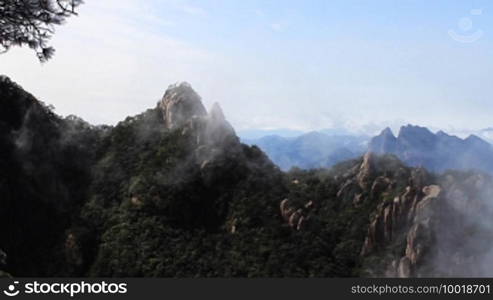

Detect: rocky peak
381,127,395,137
436,130,462,142
357,152,375,189
397,125,436,145
158,82,207,129
464,134,491,149
368,127,397,154
209,102,226,122
155,87,241,171
199,102,237,147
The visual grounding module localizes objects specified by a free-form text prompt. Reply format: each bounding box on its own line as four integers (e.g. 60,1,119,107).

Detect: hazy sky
1,0,492,135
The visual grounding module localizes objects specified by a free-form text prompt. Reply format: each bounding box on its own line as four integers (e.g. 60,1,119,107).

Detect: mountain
243,132,369,170
477,128,493,144
0,76,492,278
369,125,493,174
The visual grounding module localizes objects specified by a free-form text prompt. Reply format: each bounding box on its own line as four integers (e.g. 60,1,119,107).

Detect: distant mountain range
243,125,493,174
1,75,492,278
242,132,369,170
369,125,493,174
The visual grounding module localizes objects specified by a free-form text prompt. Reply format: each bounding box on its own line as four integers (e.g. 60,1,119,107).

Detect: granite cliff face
356,157,493,277
279,151,493,277
158,82,207,129
158,82,240,172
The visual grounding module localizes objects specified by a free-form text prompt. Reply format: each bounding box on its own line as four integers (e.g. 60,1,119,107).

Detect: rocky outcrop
361,178,440,277
157,83,241,174
280,198,313,230
357,153,375,190
2,75,493,278
158,82,236,147
158,82,207,129
361,168,493,277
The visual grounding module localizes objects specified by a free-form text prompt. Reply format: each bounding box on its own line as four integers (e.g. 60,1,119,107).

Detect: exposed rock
369,127,397,154
280,198,312,230
229,218,237,234
336,179,354,199
357,152,374,190
370,176,391,198
405,223,428,265
353,193,364,206
360,180,441,273
360,165,493,278
289,209,302,228
397,257,412,278
280,199,292,220
157,83,242,176
131,196,143,207
158,82,207,129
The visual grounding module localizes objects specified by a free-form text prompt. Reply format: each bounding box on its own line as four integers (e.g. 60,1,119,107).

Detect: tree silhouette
0,0,82,62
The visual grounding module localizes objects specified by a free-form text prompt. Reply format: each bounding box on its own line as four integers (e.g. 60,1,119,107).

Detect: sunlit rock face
158,82,207,130
157,82,241,173
158,82,237,147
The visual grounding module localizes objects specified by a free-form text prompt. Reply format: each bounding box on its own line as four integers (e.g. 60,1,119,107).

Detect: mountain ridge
0,76,492,278
369,124,493,174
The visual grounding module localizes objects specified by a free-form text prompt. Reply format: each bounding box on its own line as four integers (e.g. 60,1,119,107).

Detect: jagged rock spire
158,82,207,129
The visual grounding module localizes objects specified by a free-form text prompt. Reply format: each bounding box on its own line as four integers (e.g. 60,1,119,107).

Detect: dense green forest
0,76,491,277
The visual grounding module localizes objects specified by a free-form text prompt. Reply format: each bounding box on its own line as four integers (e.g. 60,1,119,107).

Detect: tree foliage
0,0,82,61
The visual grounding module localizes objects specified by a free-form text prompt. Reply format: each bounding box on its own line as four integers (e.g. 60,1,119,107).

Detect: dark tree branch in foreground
0,0,82,62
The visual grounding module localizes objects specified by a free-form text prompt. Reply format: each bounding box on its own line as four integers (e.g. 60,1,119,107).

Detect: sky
1,0,492,136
